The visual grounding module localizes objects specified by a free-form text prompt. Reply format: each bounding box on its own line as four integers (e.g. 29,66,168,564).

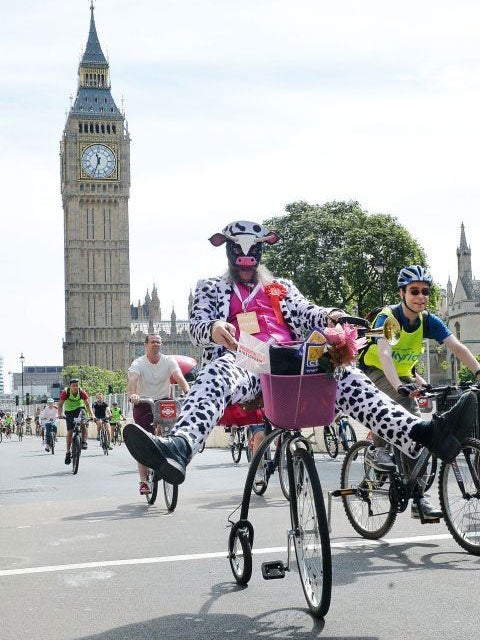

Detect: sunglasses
408,287,430,296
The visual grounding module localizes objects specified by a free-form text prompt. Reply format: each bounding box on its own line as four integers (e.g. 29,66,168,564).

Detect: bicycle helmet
397,265,433,288
209,221,280,269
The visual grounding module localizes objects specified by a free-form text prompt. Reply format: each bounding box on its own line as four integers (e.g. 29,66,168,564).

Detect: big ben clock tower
61,3,132,371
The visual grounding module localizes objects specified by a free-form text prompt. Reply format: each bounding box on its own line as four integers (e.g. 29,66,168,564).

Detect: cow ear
263,231,280,245
209,233,227,247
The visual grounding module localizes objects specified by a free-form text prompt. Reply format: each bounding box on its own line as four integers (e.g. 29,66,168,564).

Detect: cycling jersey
60,388,87,412
93,401,109,420
362,304,451,377
110,407,122,423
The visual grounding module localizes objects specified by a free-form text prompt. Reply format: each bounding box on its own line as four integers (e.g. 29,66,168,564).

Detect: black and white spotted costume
173,273,423,459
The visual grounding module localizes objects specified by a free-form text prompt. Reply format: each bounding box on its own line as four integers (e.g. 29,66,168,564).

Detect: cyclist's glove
397,383,418,397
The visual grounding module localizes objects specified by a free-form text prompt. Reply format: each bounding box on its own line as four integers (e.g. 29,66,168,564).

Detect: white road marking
0,533,454,578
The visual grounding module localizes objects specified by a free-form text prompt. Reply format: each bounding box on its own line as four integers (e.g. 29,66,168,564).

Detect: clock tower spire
60,4,132,371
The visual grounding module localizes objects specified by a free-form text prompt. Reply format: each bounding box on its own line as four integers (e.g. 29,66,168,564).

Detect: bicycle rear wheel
72,435,81,475
340,440,397,539
228,524,252,586
231,430,243,463
323,425,338,458
289,447,331,618
439,438,480,555
146,468,158,505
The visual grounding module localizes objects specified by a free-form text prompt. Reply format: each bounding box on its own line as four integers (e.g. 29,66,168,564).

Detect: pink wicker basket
260,372,337,429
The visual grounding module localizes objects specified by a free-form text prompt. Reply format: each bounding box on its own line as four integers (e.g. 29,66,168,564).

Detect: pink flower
323,323,367,366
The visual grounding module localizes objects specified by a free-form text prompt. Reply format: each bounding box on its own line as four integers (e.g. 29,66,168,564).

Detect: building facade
445,223,480,379
61,4,132,371
130,287,201,361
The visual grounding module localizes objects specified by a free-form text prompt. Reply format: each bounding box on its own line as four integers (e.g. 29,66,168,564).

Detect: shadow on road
73,581,375,640
62,502,175,521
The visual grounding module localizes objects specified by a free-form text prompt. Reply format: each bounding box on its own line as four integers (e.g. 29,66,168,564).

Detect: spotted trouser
174,351,424,458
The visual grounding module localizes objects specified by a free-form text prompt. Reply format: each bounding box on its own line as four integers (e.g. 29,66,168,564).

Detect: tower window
101,124,105,133
112,124,116,134
107,124,110,133
78,123,82,132
95,124,99,133
89,123,93,133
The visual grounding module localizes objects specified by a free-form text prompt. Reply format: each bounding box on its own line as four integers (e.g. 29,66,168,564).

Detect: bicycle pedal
261,561,286,580
420,517,441,524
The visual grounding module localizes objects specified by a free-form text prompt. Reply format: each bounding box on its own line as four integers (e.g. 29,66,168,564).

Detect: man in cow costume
124,220,476,485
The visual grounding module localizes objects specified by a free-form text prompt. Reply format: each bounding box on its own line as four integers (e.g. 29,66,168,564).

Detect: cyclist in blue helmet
361,264,480,520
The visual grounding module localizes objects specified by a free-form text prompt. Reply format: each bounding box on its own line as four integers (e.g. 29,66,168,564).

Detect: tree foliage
458,355,480,384
61,365,127,396
263,201,439,315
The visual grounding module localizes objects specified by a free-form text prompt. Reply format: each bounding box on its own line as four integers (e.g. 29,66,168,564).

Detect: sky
1,0,480,389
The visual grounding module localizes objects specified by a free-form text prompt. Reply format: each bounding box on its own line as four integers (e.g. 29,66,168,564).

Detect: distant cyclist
93,393,112,449
15,409,25,432
126,333,190,495
109,402,125,443
57,379,95,465
40,398,58,453
361,264,480,520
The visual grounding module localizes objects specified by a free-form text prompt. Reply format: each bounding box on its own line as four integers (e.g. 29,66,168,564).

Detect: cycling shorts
65,407,84,431
133,404,154,434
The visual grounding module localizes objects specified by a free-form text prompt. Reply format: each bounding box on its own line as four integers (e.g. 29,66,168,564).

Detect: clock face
81,144,116,178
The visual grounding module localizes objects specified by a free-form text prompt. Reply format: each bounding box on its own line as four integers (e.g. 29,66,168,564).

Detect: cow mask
209,221,280,269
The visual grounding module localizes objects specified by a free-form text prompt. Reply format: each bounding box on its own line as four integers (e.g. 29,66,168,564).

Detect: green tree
62,365,127,396
458,356,480,383
263,201,439,315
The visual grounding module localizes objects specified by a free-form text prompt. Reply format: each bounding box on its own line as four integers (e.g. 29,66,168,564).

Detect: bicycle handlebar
336,315,370,329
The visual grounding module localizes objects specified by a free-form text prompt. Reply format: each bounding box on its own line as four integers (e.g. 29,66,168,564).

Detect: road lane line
0,533,453,578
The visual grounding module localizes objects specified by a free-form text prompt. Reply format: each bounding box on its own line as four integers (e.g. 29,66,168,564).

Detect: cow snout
236,256,257,266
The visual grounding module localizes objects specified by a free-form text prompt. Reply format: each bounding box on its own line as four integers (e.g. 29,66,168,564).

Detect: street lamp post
374,259,386,306
19,353,25,406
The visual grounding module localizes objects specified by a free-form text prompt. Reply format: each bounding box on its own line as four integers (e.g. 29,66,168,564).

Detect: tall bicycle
227,371,337,618
337,385,480,555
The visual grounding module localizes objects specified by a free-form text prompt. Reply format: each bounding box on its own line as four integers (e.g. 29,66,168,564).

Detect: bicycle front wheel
340,440,397,539
163,481,178,511
72,436,81,475
323,425,338,459
289,447,331,618
278,433,290,500
439,438,480,555
340,420,357,452
146,468,158,505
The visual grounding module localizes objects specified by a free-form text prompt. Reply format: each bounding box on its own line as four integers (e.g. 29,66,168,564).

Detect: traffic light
15,395,19,406
25,392,30,405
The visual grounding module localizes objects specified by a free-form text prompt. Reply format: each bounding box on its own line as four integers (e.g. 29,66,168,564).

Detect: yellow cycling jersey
362,307,425,377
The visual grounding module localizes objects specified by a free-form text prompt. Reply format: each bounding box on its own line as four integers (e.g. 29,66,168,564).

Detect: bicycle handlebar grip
336,315,370,329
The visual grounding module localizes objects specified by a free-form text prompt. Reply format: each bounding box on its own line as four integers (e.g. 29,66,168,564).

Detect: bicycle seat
217,397,263,427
